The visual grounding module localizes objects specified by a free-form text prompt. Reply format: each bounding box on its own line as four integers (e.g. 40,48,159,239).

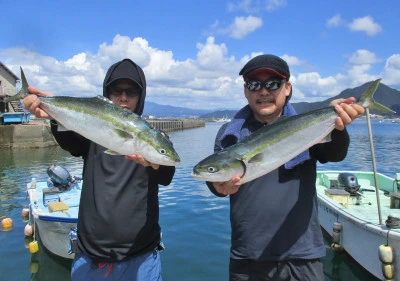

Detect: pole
365,108,383,225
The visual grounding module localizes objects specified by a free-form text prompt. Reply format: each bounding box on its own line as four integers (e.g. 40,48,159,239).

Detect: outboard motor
337,173,360,195
47,164,80,191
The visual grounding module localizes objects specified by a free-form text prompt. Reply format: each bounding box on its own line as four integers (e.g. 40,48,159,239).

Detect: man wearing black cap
206,54,365,281
24,59,175,281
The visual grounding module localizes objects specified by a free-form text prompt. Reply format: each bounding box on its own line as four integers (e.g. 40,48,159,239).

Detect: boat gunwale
317,170,400,239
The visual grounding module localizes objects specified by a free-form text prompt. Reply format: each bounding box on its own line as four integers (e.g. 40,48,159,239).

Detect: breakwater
148,118,205,132
0,118,205,149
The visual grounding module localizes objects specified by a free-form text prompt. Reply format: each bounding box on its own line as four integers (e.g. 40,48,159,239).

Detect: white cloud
227,0,254,13
348,16,382,37
265,0,287,12
229,16,263,39
227,0,286,13
381,54,400,88
326,14,345,28
348,49,380,65
281,54,303,66
0,35,398,110
295,72,339,98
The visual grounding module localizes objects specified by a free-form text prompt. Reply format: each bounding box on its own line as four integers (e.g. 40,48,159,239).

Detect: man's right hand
24,86,54,119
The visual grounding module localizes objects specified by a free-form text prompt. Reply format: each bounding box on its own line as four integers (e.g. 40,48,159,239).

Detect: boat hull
317,171,400,280
33,214,77,259
27,179,81,260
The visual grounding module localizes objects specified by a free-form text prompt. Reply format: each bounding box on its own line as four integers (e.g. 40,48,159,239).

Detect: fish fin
247,153,264,164
3,67,30,103
357,79,395,114
104,150,122,155
113,129,133,140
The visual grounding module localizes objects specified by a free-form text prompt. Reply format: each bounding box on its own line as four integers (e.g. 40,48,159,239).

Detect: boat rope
386,230,390,245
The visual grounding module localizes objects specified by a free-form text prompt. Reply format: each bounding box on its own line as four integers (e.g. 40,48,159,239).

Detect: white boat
27,165,82,259
316,170,400,280
212,116,231,123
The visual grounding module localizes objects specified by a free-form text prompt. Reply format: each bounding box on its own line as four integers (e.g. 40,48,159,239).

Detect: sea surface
1,120,399,281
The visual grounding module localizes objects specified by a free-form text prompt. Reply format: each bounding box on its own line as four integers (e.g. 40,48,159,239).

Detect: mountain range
143,82,400,119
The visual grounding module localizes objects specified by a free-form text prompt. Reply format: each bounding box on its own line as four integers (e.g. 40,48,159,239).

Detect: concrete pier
0,118,205,149
148,118,205,132
0,123,57,148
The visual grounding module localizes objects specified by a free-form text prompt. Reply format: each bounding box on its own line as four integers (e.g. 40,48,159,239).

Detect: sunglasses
245,79,286,92
109,86,140,98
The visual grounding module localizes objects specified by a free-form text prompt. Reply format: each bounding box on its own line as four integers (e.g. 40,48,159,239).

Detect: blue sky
1,0,399,110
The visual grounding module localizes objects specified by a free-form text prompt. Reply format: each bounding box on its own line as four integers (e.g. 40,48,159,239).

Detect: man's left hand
125,154,160,170
330,97,365,131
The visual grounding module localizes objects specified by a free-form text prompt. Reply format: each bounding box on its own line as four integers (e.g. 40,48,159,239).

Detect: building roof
0,62,19,81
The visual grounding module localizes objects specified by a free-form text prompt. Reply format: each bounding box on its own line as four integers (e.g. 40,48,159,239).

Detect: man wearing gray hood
24,58,175,281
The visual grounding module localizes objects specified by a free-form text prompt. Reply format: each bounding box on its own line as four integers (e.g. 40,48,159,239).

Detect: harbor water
1,120,399,281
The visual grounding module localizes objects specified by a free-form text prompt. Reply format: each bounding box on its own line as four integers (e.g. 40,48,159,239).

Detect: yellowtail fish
5,68,180,166
192,79,394,184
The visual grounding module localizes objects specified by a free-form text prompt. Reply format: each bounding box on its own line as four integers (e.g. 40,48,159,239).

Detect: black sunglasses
245,79,286,92
109,86,140,98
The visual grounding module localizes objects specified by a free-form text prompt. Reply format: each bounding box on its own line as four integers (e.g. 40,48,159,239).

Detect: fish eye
207,167,217,173
159,149,166,155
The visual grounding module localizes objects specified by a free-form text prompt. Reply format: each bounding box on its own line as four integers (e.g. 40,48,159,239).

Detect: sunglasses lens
246,81,262,91
110,86,139,97
125,89,139,97
265,80,281,90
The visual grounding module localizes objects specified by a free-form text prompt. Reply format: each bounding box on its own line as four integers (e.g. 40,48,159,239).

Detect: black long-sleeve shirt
52,124,175,261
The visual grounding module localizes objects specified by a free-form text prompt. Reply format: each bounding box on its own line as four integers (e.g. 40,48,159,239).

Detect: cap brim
106,77,143,89
247,68,287,79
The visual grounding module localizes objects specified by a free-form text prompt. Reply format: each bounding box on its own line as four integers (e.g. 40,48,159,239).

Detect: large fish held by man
4,68,180,166
192,79,395,184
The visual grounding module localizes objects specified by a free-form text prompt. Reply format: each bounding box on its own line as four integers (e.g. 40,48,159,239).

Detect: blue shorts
71,250,162,281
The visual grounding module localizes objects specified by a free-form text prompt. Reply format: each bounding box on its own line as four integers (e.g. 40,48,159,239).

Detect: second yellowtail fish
5,68,180,166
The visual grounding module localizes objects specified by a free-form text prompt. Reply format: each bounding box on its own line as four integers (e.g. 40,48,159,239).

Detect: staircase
9,100,24,113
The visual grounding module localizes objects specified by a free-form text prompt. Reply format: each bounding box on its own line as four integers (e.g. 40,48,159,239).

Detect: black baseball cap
105,59,143,89
239,54,290,80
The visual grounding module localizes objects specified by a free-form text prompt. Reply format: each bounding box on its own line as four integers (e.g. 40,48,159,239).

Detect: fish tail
357,79,395,114
3,67,30,103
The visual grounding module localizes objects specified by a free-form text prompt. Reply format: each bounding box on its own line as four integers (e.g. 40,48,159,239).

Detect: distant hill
142,82,400,118
293,82,400,115
199,109,238,120
143,101,213,118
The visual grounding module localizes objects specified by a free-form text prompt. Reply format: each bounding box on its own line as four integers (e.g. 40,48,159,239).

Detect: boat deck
316,171,400,230
27,181,81,221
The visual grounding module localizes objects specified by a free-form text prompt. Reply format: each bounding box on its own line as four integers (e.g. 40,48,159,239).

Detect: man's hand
125,154,160,170
24,86,54,119
212,176,242,195
330,97,365,131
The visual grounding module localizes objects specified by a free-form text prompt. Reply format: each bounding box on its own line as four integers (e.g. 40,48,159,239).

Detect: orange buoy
24,223,34,237
28,240,39,254
1,218,13,231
